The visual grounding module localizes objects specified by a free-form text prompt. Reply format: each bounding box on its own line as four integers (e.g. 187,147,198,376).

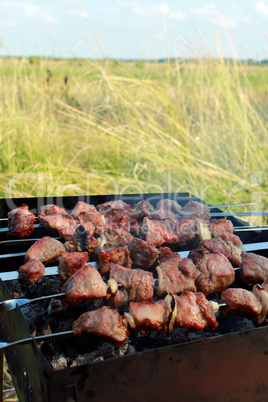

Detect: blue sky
0,0,268,59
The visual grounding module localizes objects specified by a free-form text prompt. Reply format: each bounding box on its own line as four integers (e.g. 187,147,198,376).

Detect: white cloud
1,1,57,24
190,4,237,28
130,2,185,21
255,1,268,18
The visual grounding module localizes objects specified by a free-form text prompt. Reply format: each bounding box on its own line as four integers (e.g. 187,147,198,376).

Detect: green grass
0,56,267,219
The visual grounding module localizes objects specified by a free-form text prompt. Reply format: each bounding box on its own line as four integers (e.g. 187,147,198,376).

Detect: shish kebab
3,200,268,239
1,280,268,352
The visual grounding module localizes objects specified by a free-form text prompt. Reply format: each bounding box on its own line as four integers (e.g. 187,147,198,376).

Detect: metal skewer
0,292,65,312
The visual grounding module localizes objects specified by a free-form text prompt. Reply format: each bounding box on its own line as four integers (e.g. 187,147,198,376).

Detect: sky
0,0,268,60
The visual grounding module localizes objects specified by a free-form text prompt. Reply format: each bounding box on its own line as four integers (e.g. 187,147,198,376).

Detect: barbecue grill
0,193,267,402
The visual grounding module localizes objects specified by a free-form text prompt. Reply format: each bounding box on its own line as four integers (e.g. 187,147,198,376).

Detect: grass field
0,55,267,400
0,56,267,223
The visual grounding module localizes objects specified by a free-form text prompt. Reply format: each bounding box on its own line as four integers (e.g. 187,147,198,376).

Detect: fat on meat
24,236,65,264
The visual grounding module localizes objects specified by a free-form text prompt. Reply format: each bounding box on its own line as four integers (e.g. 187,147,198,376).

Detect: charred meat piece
39,213,77,232
173,219,198,247
240,252,268,284
221,233,244,267
181,200,210,221
24,236,65,264
109,264,154,307
8,204,35,238
103,226,134,247
62,264,107,305
94,246,131,276
97,200,131,215
40,204,68,215
18,258,45,285
105,209,130,231
220,288,263,322
127,200,154,221
195,251,235,296
209,219,234,237
72,225,99,254
189,237,232,265
128,238,159,270
76,211,105,237
156,199,182,214
141,217,178,248
72,306,130,348
58,251,88,282
130,220,141,237
174,291,218,330
156,256,198,298
252,284,268,324
71,201,97,218
125,295,177,334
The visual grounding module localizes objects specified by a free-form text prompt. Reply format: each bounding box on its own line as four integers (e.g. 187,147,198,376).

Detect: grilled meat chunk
181,200,210,221
94,246,132,276
105,209,130,231
209,219,234,237
127,200,154,221
40,204,68,215
189,237,232,265
141,217,178,248
71,201,97,218
76,211,105,237
151,208,178,222
241,252,268,284
58,251,88,282
221,233,244,266
8,204,35,238
72,306,130,347
156,199,182,214
97,200,131,215
125,295,177,334
18,258,45,285
24,236,65,264
103,226,133,247
220,288,263,321
173,219,198,246
62,264,107,305
174,291,218,330
128,238,159,270
110,264,154,307
157,247,179,264
39,213,77,232
195,251,235,296
156,256,198,298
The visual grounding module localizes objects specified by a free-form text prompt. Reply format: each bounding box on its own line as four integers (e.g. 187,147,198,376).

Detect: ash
6,277,257,371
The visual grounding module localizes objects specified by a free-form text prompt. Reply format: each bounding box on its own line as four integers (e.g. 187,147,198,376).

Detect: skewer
0,202,256,223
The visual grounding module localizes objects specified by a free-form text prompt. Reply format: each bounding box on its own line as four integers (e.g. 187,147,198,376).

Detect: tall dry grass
0,56,267,221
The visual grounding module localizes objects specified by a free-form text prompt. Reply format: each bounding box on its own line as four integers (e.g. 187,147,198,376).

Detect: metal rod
208,202,255,209
0,330,73,351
